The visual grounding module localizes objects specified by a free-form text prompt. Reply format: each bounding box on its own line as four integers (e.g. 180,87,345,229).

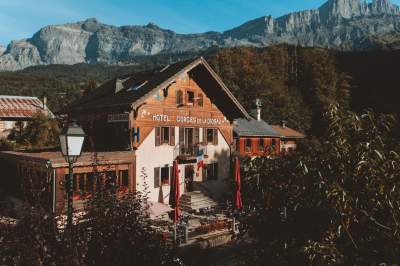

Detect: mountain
2,45,400,134
1,0,400,71
0,45,5,56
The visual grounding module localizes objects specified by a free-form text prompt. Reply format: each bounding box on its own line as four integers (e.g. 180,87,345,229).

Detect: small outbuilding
233,118,281,157
0,95,53,138
271,122,306,153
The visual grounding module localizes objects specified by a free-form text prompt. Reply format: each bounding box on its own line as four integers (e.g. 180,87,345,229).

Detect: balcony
173,143,208,163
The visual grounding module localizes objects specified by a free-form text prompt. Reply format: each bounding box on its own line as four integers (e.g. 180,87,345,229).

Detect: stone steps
180,191,217,212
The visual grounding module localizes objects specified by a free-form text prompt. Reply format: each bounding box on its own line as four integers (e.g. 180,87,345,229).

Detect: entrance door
184,164,194,192
184,128,194,155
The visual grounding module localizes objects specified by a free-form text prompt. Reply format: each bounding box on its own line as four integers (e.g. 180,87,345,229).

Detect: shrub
239,105,400,265
0,138,16,151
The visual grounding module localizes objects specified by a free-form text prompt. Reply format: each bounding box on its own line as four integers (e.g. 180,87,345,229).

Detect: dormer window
187,91,194,105
198,93,204,107
176,90,183,105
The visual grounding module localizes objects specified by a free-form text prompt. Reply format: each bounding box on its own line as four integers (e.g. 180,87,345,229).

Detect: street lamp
59,121,85,229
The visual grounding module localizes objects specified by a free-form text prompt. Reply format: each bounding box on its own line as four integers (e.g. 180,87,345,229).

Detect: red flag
234,157,243,210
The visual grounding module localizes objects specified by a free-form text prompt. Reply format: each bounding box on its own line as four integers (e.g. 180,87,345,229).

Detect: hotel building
66,57,250,204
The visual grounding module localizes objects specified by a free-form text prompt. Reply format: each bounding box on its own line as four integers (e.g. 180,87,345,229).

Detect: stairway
179,191,217,212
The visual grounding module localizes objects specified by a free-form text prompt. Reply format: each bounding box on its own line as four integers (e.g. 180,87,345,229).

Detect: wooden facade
0,151,135,214
236,136,281,157
130,72,234,150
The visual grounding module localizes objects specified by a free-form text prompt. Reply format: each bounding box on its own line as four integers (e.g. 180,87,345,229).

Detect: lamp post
59,121,85,229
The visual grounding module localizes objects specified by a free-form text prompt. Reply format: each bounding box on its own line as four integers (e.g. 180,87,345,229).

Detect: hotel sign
152,114,226,125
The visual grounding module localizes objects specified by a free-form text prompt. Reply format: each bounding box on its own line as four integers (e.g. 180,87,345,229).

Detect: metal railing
173,143,207,159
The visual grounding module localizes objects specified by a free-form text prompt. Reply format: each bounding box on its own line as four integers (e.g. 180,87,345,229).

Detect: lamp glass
59,134,67,156
66,136,85,156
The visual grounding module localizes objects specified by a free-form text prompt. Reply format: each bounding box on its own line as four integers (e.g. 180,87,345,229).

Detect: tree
83,171,178,266
0,171,180,266
21,112,61,148
239,105,400,265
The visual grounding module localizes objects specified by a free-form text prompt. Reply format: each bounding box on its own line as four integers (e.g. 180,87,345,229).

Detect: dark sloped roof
68,58,197,112
233,118,280,137
271,125,306,139
67,57,250,119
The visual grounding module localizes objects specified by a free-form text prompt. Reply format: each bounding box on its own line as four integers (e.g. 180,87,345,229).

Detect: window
118,170,129,187
204,128,218,145
245,138,252,152
155,127,175,146
86,173,95,192
176,90,183,105
71,174,87,193
271,139,277,148
154,166,171,188
161,166,170,185
203,163,218,181
197,93,203,107
187,91,194,105
161,127,170,144
258,138,265,151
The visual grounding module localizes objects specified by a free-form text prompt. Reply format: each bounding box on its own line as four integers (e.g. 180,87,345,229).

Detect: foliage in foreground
19,112,61,148
240,105,400,265
0,187,179,265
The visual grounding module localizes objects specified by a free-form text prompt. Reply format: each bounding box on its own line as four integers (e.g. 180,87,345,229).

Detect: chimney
255,99,262,121
281,120,287,128
43,97,47,109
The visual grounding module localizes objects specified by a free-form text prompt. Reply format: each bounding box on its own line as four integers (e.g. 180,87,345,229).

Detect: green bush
0,182,180,266
239,105,400,265
0,138,16,151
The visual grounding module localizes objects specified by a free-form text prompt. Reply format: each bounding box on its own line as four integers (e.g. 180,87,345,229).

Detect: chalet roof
67,57,250,120
233,118,280,137
271,125,305,139
0,150,135,168
0,95,53,120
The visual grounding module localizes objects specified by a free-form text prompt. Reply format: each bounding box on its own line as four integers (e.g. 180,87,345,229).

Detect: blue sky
1,0,400,46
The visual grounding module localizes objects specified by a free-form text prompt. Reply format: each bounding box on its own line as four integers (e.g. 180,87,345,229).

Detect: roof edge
199,57,251,119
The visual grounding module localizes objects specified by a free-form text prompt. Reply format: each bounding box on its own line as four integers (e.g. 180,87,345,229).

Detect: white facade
280,140,297,152
135,127,231,203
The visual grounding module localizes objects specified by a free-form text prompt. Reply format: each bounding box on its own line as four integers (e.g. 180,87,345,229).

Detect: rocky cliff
1,0,400,71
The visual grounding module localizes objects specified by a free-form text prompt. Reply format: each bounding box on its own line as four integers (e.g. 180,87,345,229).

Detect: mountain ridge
1,0,400,71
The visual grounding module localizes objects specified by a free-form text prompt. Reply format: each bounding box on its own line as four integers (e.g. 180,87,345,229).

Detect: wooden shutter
154,167,160,188
194,128,200,144
179,127,184,146
169,127,175,146
155,127,161,146
213,129,218,145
